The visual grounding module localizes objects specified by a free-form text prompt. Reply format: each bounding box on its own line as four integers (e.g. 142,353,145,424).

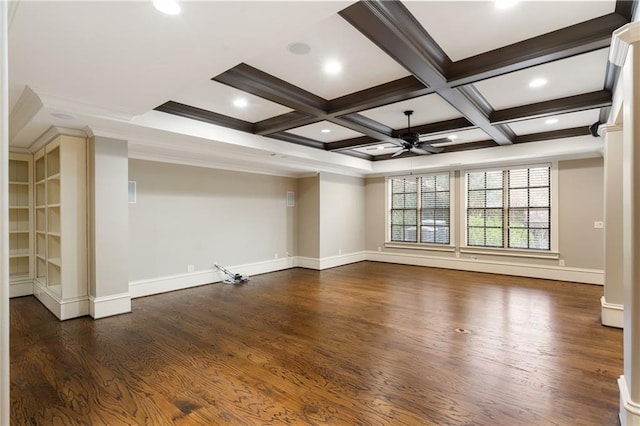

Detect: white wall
128,159,297,282
319,173,366,258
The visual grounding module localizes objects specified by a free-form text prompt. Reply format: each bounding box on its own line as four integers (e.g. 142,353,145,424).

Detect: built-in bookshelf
8,154,33,291
32,135,87,320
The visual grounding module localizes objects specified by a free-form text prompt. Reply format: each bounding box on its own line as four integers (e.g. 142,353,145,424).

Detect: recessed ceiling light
233,98,248,108
448,134,458,140
288,42,311,55
153,0,181,15
323,61,342,75
377,146,385,150
321,129,331,133
545,118,559,125
529,78,548,88
495,0,519,9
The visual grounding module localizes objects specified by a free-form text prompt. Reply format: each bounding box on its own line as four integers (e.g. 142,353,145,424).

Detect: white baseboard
295,252,366,270
89,292,131,319
129,257,295,299
33,281,89,320
10,280,33,298
129,249,603,300
601,296,624,328
619,376,640,425
364,251,604,284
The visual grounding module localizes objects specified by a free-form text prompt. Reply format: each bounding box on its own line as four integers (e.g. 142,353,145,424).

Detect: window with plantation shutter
466,165,551,250
389,173,450,245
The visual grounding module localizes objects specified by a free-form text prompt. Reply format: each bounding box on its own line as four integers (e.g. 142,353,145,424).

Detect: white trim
89,293,131,319
33,281,89,320
385,242,455,252
9,280,32,298
459,247,560,260
28,125,87,154
610,22,640,67
601,296,624,328
129,257,295,299
294,252,366,270
619,375,640,425
130,270,220,299
364,251,603,284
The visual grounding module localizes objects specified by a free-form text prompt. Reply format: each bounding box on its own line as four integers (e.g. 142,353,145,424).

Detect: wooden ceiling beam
448,13,628,87
339,0,514,145
155,101,254,133
490,90,612,124
513,126,591,144
213,63,328,116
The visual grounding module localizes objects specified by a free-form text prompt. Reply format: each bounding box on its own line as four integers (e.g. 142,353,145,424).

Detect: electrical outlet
338,249,342,255
187,264,195,273
274,253,278,259
594,221,604,229
559,259,565,267
377,246,381,252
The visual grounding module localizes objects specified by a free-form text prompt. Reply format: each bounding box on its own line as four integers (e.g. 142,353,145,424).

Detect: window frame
386,172,454,248
462,162,558,253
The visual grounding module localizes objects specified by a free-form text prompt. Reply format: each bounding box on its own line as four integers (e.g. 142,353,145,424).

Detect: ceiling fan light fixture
153,0,181,15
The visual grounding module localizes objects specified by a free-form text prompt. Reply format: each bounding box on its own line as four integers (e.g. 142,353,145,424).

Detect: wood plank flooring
11,262,622,425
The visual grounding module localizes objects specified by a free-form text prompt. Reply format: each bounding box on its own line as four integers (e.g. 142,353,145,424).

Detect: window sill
384,242,456,252
460,246,560,260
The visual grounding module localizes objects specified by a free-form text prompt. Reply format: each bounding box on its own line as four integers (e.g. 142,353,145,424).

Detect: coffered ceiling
8,0,638,175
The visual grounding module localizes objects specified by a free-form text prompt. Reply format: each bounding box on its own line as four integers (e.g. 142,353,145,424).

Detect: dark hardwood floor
11,262,622,425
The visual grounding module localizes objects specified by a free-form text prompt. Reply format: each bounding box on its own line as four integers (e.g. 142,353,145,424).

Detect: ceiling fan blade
391,148,406,158
409,147,429,155
416,142,445,154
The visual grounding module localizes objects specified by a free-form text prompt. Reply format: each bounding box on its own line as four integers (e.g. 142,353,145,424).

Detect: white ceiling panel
246,14,411,100
354,143,401,157
508,109,601,136
358,94,463,129
473,48,610,110
171,81,292,123
406,1,615,61
287,121,365,143
428,128,491,146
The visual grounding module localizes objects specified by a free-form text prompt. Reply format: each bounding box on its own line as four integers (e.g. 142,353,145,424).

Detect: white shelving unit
8,154,33,297
32,135,88,320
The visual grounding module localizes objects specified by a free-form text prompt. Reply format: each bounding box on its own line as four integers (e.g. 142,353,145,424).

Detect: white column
601,123,624,328
610,21,640,426
0,1,9,423
87,135,131,318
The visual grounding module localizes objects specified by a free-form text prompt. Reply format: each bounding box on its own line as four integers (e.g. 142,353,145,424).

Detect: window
466,165,551,250
390,173,450,244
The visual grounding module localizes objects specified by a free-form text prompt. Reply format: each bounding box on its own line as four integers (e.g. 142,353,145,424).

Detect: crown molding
599,123,624,135
610,21,640,66
28,125,87,153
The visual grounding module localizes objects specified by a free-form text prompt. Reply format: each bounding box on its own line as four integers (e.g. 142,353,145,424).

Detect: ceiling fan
391,110,446,158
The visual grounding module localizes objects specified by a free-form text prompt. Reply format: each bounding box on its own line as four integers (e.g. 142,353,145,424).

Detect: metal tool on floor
214,263,250,285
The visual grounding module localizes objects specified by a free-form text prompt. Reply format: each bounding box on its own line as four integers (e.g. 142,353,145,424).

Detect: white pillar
0,0,10,423
601,123,624,328
610,21,640,426
87,135,131,318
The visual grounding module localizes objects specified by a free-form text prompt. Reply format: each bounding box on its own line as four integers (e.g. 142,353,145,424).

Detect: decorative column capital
599,123,624,136
610,21,640,67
